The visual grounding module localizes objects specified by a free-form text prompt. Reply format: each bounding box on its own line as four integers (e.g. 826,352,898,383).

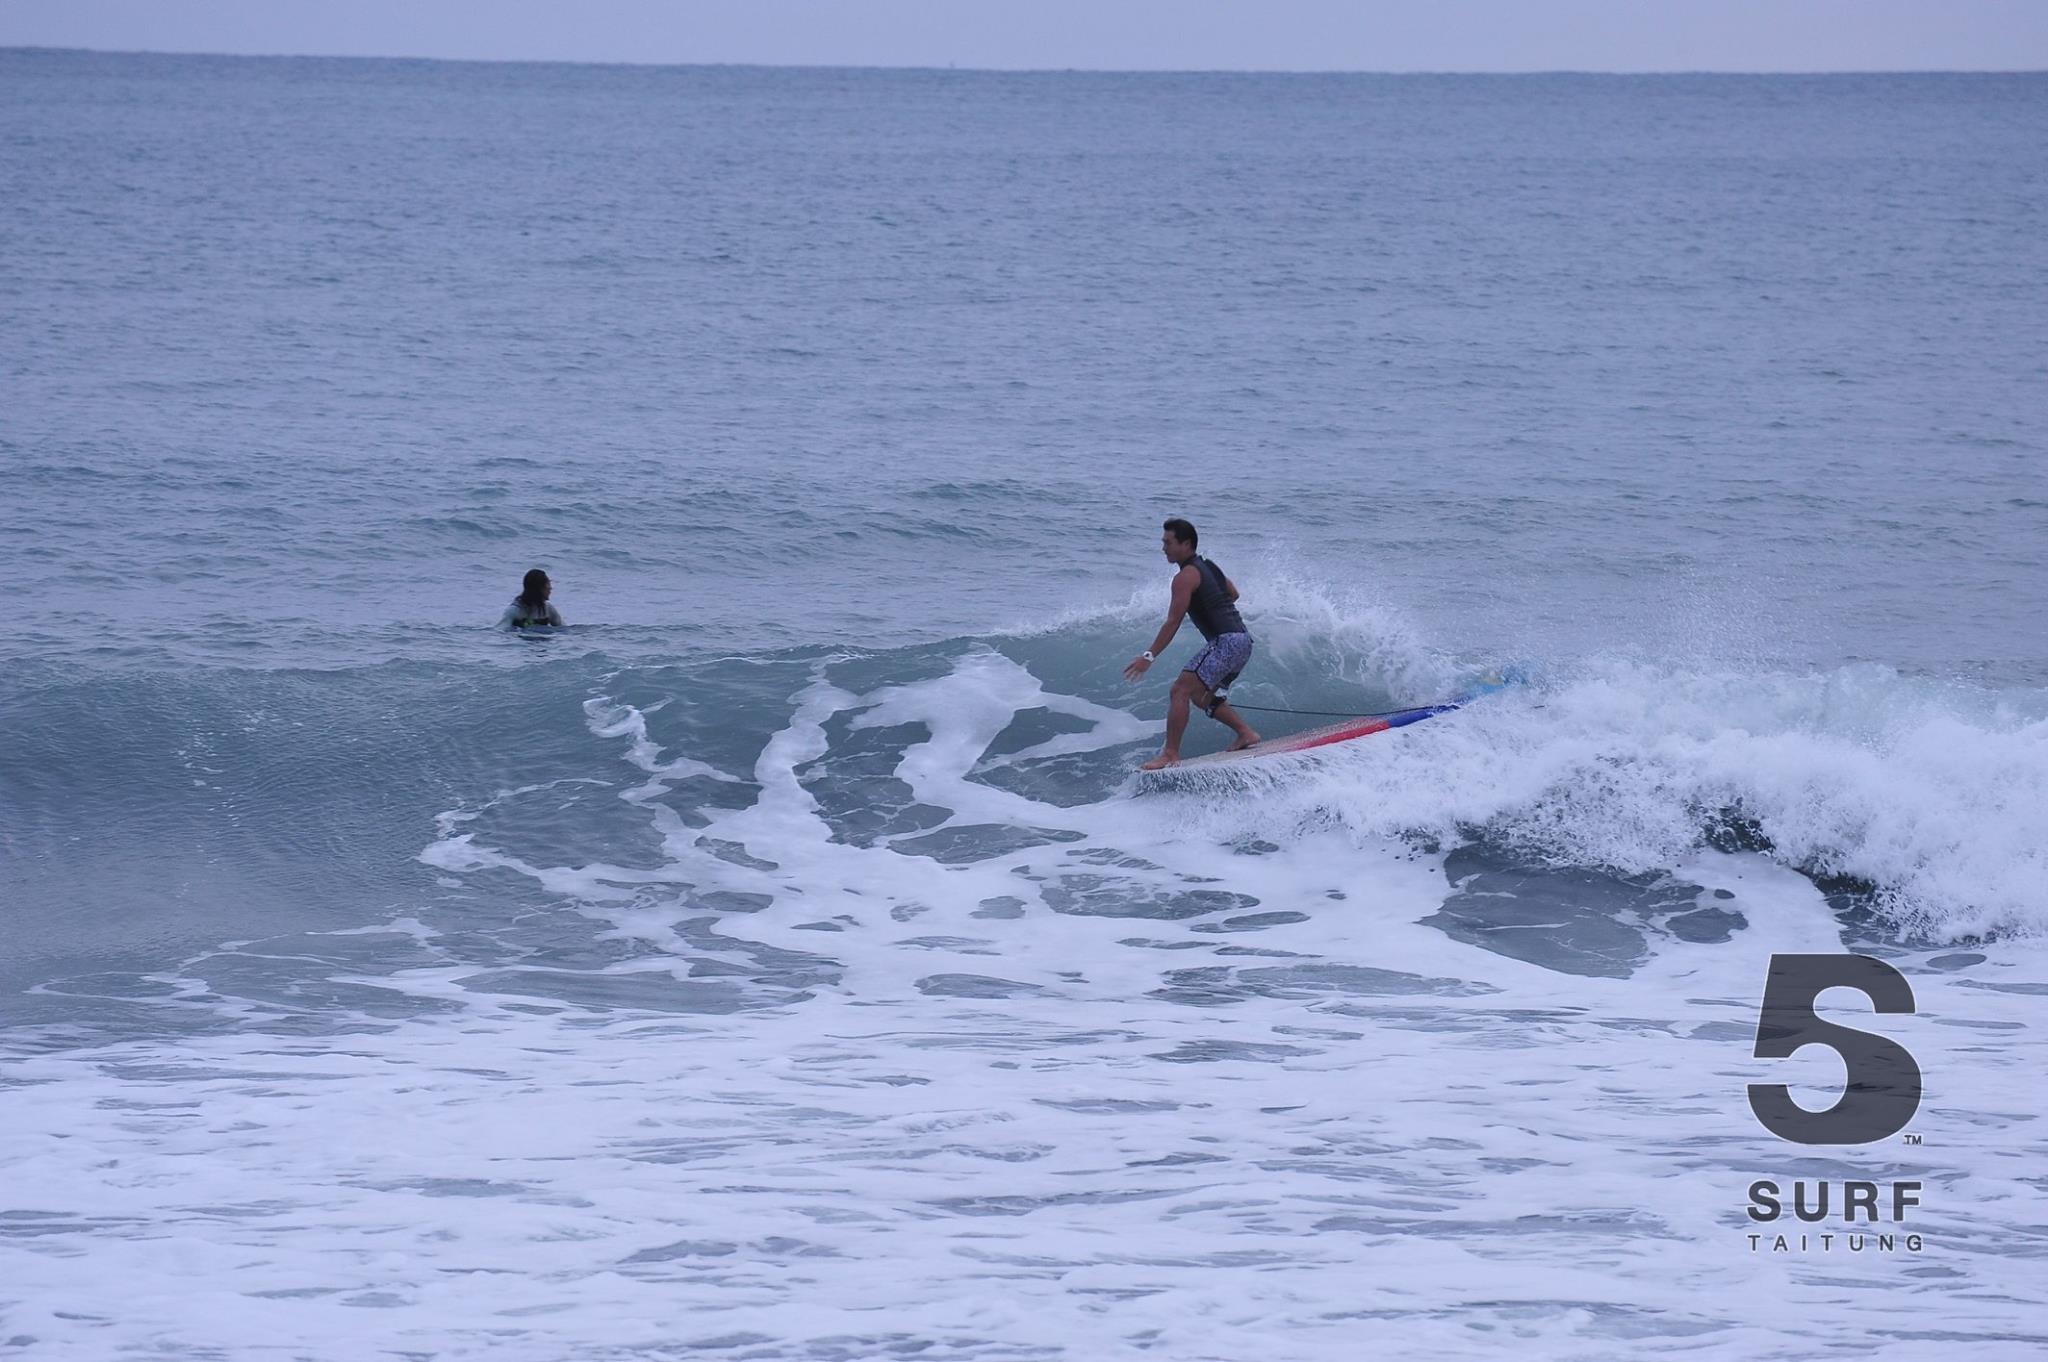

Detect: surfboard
1149,670,1516,773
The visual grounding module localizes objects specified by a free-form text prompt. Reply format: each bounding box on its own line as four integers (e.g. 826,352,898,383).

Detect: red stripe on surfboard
1262,716,1392,753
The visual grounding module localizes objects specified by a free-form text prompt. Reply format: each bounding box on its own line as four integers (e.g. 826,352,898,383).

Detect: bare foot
1139,752,1179,771
1228,731,1261,751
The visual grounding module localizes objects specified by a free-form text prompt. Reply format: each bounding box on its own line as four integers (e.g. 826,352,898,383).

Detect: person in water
1123,518,1260,769
500,568,564,629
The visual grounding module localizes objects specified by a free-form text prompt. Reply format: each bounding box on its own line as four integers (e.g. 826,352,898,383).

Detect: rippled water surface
3,52,2046,1361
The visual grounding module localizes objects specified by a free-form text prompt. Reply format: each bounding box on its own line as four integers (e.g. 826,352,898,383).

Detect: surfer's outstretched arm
1123,565,1197,682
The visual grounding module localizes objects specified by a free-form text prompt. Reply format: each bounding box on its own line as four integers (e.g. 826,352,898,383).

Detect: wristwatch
1139,651,1155,661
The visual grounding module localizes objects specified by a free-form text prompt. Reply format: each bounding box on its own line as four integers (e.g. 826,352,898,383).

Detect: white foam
1217,660,2048,941
9,649,2047,1359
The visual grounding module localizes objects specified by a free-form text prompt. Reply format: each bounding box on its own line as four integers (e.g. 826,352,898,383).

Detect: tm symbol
1903,1133,1923,1146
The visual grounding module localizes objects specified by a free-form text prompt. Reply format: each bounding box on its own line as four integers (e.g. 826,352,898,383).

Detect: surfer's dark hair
518,568,550,612
1163,518,1197,549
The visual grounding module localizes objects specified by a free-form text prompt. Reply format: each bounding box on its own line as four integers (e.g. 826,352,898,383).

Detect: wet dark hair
1162,517,1198,550
518,568,550,612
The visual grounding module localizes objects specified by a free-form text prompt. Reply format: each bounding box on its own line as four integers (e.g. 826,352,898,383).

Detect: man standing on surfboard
1123,518,1261,770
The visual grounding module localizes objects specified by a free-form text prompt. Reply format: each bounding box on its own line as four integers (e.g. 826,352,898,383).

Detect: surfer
500,568,564,629
1123,518,1260,769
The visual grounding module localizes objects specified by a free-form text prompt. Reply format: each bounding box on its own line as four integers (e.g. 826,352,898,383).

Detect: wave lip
1220,659,2048,943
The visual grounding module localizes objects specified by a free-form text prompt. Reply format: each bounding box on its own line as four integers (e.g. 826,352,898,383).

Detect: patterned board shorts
1186,631,1254,696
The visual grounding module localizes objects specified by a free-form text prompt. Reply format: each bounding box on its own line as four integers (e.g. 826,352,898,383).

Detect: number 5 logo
1749,954,1922,1145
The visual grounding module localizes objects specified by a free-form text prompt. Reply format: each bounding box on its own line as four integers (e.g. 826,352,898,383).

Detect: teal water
2,50,2046,1362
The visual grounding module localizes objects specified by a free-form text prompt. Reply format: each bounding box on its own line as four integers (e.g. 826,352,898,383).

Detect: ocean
2,49,2046,1360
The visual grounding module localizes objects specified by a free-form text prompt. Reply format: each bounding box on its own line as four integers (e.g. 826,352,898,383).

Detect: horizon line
7,44,2047,78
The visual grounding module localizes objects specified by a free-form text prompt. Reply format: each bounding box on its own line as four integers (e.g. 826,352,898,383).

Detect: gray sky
4,0,2047,72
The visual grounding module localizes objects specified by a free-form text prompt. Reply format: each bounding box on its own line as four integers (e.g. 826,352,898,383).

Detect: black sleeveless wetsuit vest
1187,557,1247,641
